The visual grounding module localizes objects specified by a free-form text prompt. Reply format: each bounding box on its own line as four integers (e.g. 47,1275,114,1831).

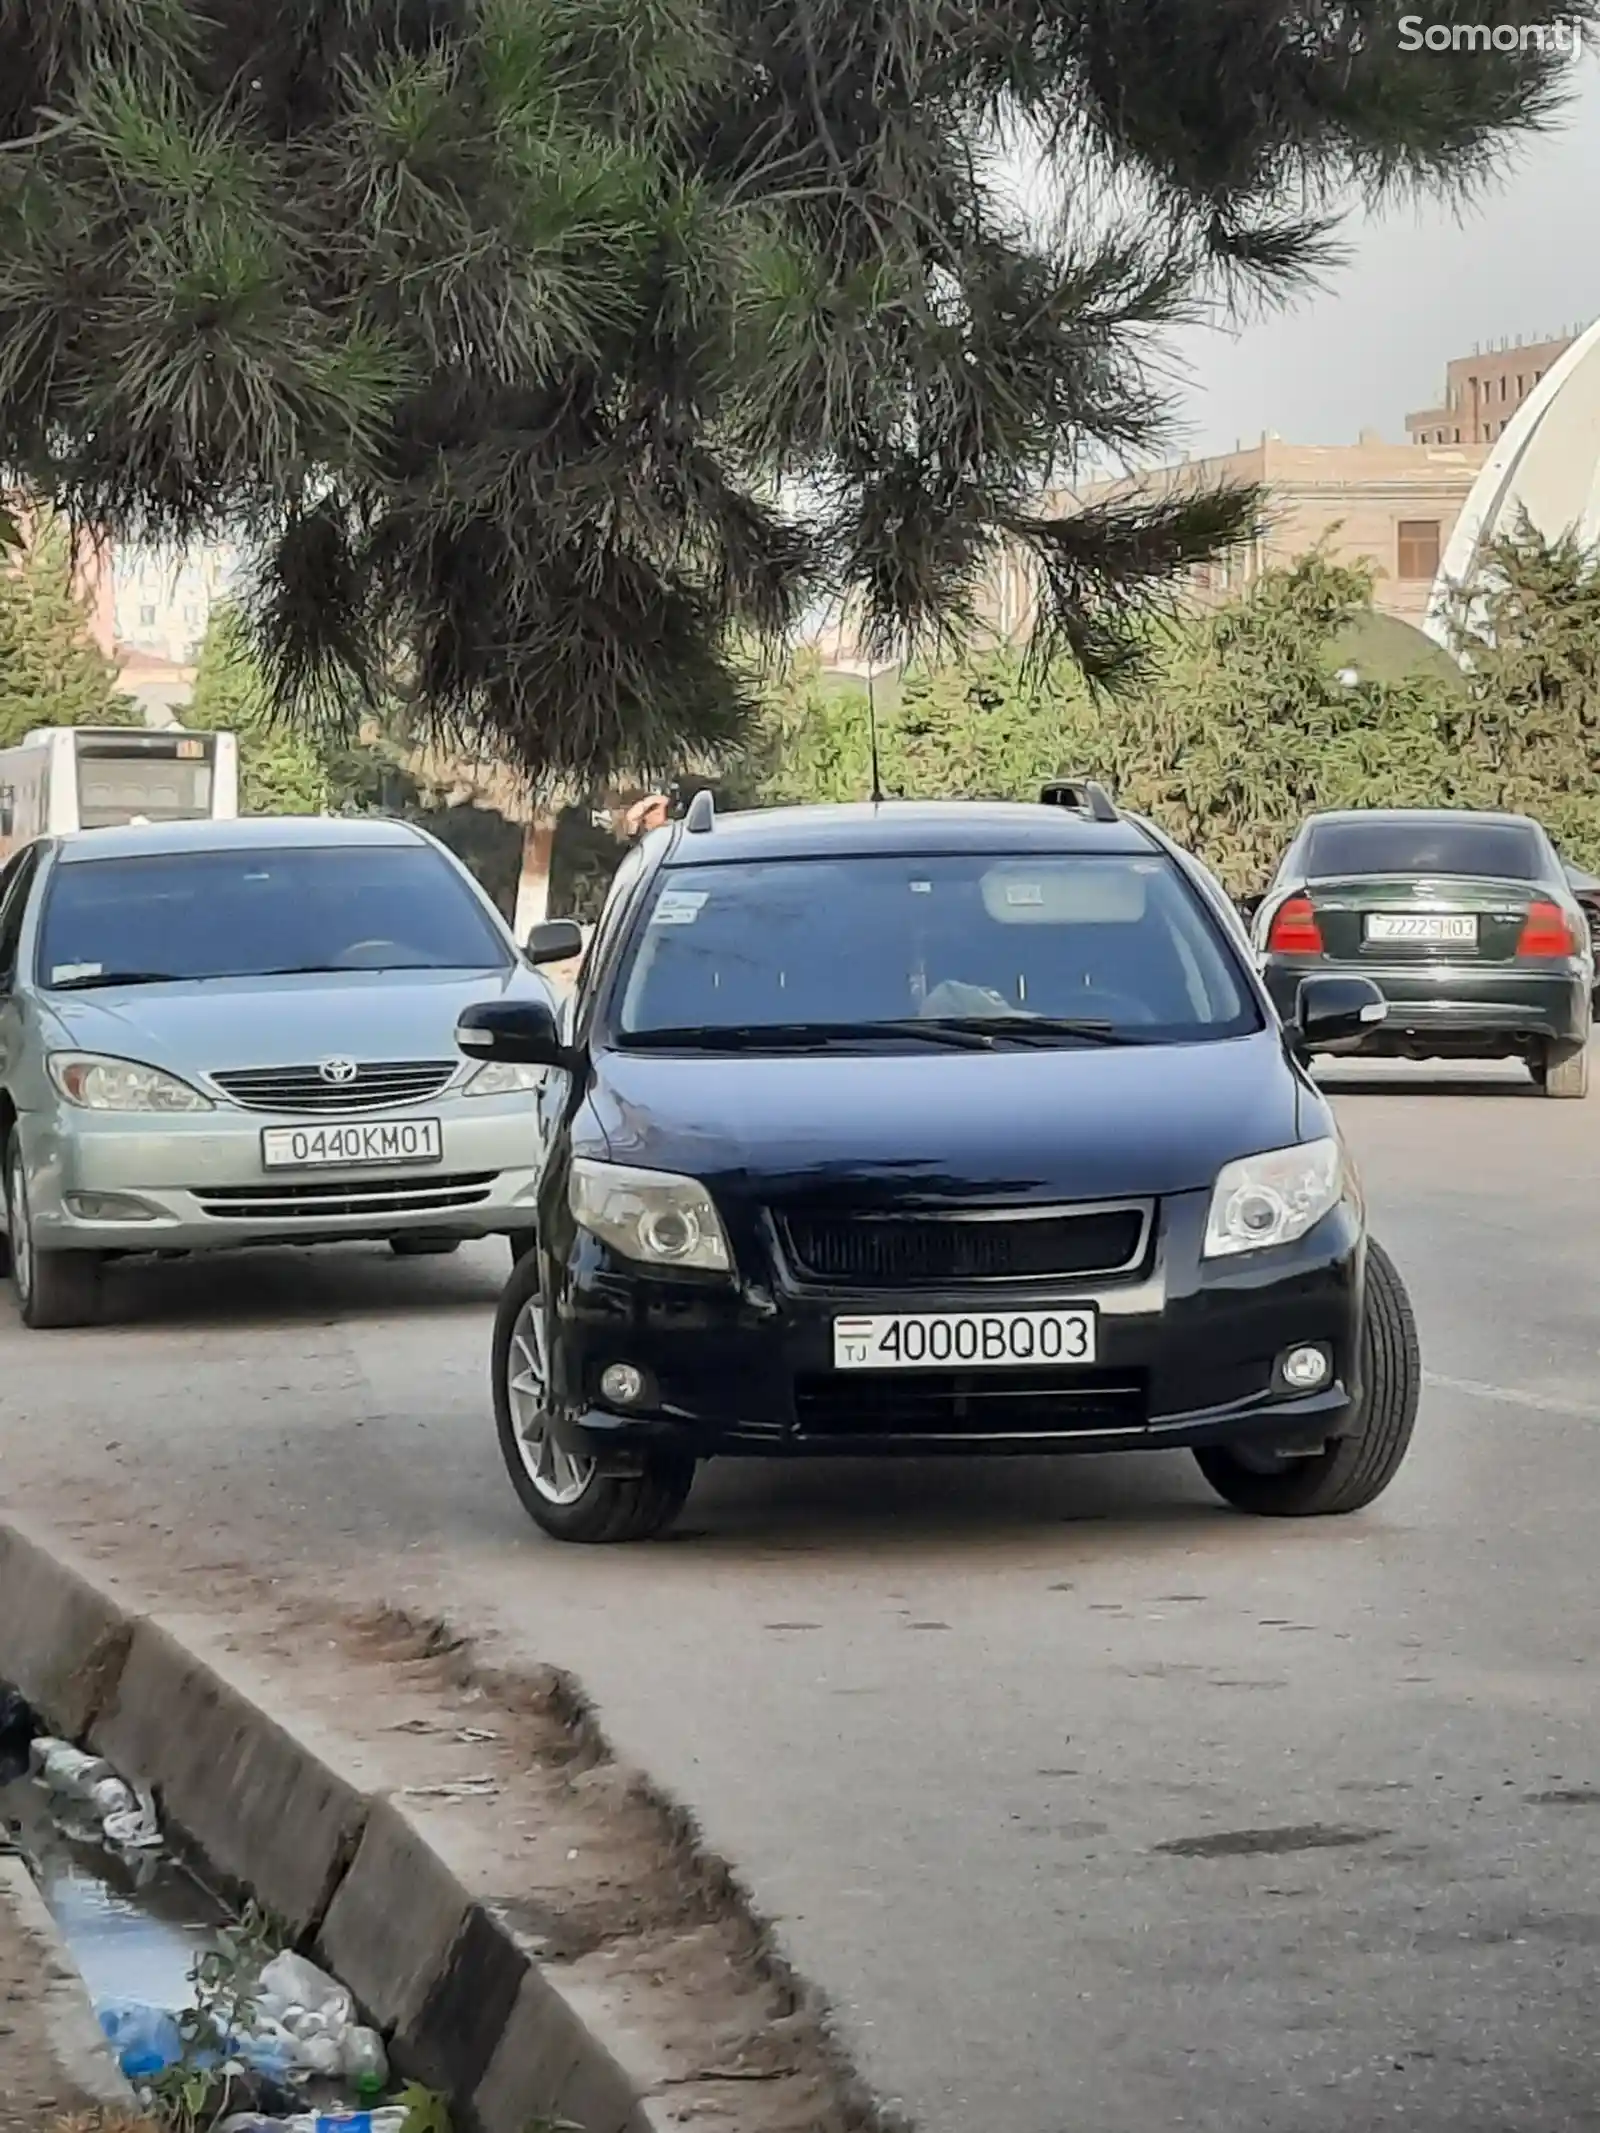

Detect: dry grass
48,2114,160,2133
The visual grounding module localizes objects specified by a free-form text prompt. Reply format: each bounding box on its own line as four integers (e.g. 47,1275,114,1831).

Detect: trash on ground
28,1733,163,1852
398,1774,499,1799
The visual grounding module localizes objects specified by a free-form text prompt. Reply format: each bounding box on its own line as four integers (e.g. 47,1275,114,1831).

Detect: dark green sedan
1251,809,1594,1097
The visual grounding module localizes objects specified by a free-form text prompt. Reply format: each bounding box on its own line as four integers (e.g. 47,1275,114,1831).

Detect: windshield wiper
929,1014,1144,1047
622,1019,997,1052
49,970,184,991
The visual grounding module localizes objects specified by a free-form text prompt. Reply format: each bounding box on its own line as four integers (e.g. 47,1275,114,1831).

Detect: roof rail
683,787,716,834
1040,778,1119,824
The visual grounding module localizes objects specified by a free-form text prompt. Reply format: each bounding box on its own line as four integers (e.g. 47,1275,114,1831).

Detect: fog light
1281,1344,1331,1392
600,1363,647,1407
63,1192,160,1222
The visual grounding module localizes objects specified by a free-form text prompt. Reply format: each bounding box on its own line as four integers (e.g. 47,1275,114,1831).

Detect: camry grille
210,1060,457,1114
194,1172,496,1221
776,1203,1150,1288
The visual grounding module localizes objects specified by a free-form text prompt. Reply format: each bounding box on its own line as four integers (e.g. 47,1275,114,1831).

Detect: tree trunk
513,814,557,938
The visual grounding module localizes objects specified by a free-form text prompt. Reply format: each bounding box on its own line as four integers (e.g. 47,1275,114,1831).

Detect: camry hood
586,1030,1312,1206
42,966,530,1077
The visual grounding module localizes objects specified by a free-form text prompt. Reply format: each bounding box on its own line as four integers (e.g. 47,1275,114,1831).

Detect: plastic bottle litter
257,1951,355,2028
97,1999,185,2079
286,2111,409,2133
31,1739,115,1799
339,2026,388,2087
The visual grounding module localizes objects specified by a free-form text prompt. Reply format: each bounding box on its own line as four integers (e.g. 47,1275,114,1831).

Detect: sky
1167,55,1600,457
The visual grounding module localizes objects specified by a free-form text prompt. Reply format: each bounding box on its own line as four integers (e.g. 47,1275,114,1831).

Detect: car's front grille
776,1203,1150,1288
194,1172,496,1221
210,1061,457,1114
794,1368,1148,1439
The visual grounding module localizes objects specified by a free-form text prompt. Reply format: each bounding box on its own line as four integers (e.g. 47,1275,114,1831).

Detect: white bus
0,726,239,860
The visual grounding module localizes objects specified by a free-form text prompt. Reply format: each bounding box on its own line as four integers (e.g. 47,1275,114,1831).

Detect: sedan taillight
1516,900,1575,957
1267,895,1323,954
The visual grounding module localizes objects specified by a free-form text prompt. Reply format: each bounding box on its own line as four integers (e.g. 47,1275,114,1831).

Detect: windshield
614,853,1260,1047
37,844,510,987
1306,818,1542,881
75,747,214,828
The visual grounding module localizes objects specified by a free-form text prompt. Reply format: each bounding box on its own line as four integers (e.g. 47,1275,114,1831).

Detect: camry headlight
461,1061,546,1097
570,1157,731,1272
1203,1138,1343,1259
48,1053,212,1113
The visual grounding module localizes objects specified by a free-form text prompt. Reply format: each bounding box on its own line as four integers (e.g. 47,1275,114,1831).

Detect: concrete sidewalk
0,1849,142,2132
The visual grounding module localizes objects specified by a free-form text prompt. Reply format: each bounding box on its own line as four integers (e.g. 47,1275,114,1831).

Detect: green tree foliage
0,518,136,747
187,606,329,813
1102,554,1473,889
0,3,1585,782
1442,516,1600,864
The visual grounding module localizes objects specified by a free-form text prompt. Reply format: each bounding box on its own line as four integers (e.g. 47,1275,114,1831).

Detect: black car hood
586,1030,1309,1207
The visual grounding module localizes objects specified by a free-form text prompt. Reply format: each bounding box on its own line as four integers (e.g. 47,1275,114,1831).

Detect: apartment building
114,542,241,665
1406,329,1583,447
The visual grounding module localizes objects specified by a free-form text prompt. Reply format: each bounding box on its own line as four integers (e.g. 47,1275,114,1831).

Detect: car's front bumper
1264,956,1589,1052
21,1098,542,1252
544,1191,1365,1462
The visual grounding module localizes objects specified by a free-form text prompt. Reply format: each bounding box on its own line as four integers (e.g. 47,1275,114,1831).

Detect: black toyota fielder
458,785,1421,1543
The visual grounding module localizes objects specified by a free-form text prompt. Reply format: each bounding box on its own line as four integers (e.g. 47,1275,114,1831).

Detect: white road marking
1425,1370,1596,1419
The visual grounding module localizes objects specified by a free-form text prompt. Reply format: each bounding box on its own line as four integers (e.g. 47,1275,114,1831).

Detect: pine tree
0,2,1586,784
0,519,136,748
187,606,329,814
1441,516,1600,862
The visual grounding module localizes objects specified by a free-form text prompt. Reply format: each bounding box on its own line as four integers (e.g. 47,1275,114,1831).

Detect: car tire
5,1139,101,1330
491,1249,695,1542
389,1236,463,1257
1195,1238,1420,1518
1539,1038,1590,1099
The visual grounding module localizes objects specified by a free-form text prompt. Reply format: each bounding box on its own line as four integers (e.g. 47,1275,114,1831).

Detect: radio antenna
866,664,884,805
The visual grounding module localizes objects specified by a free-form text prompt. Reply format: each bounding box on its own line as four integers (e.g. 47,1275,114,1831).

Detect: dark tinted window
37,844,509,988
1305,819,1542,881
614,853,1259,1046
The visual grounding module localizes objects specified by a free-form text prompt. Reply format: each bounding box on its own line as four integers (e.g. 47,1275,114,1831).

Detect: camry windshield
37,846,510,988
1306,819,1541,880
614,854,1260,1047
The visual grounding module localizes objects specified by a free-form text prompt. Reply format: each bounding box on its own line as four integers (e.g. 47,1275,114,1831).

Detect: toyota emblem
318,1056,360,1086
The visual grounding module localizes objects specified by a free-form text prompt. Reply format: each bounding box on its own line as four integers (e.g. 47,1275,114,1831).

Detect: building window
138,604,156,627
1397,520,1441,581
182,601,201,624
1453,427,1461,442
1500,375,1508,401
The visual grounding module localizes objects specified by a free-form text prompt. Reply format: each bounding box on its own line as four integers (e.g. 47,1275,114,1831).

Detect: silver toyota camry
0,814,579,1327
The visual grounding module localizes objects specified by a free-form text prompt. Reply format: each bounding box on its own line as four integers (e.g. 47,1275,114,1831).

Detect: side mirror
1288,975,1387,1057
457,997,568,1069
521,918,584,968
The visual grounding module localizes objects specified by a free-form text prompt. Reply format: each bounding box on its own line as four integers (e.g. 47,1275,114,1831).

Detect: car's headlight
461,1061,546,1097
569,1157,731,1272
48,1053,213,1114
1203,1137,1343,1258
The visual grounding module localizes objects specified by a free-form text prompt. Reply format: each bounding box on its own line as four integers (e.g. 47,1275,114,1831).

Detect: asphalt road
4,1056,1600,2133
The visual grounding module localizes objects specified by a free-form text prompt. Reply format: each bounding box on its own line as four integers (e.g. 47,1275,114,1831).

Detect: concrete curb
0,1519,657,2133
0,1853,136,2114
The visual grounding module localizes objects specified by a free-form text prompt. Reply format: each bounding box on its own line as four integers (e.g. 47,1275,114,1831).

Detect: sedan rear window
37,845,510,988
1305,819,1542,881
614,853,1260,1046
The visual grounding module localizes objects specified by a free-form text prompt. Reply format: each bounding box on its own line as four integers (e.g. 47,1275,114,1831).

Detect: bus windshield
74,735,216,828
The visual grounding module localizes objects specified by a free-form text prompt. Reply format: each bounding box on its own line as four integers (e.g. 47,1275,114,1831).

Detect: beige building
1033,430,1486,629
1407,329,1583,447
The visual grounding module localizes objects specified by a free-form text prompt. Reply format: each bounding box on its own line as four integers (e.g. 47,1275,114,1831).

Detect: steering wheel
1071,988,1158,1025
333,938,408,968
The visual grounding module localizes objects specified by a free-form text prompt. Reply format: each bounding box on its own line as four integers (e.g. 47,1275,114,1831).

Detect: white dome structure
1424,318,1600,651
